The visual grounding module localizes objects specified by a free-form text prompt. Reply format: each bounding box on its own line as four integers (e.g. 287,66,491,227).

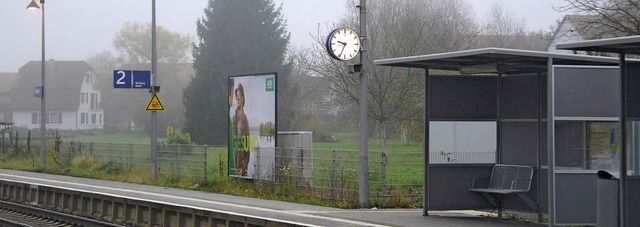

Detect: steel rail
0,200,123,227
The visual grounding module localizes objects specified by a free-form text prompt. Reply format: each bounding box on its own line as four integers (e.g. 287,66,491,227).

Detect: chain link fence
47,142,494,207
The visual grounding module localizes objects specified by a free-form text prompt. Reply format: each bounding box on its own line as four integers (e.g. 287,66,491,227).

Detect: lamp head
26,0,40,10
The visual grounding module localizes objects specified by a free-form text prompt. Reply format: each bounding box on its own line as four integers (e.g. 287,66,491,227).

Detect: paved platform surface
0,169,545,226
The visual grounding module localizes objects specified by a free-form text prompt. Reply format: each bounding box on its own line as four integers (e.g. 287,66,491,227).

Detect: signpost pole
150,0,158,181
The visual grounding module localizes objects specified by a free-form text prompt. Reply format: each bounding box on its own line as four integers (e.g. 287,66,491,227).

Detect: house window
31,112,61,124
90,93,98,110
32,112,39,124
91,114,97,124
99,113,103,125
81,112,88,124
85,73,93,83
81,92,88,104
48,113,62,124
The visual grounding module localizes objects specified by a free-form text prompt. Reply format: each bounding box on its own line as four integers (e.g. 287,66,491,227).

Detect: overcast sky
0,0,567,73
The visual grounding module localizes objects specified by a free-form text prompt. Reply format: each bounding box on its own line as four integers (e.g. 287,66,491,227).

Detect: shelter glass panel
430,76,497,120
630,121,640,176
554,120,621,172
553,66,619,118
626,64,640,119
501,122,540,167
501,75,544,120
429,121,496,164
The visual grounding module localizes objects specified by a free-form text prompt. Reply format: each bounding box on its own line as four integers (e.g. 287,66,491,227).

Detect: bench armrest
471,177,490,189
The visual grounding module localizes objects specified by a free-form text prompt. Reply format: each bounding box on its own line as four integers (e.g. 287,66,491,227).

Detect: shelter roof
374,48,622,74
556,35,640,54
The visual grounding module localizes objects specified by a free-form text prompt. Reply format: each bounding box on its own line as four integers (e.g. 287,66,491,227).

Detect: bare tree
298,0,479,150
556,0,640,37
481,1,526,47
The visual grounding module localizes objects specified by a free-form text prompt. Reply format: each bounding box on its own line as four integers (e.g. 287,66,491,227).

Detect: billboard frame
227,72,278,179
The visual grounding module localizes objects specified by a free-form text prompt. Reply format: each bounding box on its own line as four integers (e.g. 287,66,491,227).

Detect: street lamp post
150,0,158,181
27,0,46,168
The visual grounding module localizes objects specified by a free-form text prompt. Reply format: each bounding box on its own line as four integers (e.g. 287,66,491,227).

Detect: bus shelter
557,35,640,227
374,48,634,226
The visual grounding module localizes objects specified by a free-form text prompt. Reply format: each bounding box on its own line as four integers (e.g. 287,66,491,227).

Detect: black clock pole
357,0,369,208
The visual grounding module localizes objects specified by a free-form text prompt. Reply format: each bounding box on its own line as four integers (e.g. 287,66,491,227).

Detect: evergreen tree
184,0,291,144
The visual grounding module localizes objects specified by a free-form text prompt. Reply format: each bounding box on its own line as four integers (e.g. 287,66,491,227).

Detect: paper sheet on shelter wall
588,128,619,170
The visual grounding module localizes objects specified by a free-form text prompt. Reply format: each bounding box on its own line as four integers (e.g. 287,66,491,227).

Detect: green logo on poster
265,77,274,91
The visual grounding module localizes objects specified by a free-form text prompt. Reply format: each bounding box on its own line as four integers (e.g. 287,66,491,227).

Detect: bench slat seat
469,188,528,194
469,164,536,216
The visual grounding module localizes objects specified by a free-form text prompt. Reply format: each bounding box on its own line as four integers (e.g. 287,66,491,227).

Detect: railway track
0,200,123,227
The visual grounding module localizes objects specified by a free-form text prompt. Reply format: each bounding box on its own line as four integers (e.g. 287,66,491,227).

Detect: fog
0,0,563,135
0,0,567,73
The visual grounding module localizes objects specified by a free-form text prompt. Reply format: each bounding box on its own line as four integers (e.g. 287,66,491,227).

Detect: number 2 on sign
116,71,127,85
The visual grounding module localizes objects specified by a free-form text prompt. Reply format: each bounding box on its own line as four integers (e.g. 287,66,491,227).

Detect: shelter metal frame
557,35,640,227
375,48,624,226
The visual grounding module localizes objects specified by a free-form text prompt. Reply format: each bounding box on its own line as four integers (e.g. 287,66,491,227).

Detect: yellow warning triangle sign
146,94,165,111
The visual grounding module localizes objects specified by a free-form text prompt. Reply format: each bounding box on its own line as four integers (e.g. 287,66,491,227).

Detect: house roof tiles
11,60,93,111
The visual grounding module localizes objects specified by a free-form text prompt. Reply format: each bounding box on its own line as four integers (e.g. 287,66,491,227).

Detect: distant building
10,60,103,130
473,34,549,51
0,73,17,122
547,15,620,53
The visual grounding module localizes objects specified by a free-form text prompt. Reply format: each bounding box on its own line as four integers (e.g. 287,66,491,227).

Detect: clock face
326,27,360,61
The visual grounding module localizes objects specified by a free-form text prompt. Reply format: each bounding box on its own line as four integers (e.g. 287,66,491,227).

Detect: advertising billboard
228,73,277,179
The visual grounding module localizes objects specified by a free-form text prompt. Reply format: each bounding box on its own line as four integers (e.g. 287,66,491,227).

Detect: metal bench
469,164,535,216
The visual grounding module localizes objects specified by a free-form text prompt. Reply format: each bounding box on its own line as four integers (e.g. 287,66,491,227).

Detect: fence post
299,147,304,184
108,142,113,163
177,144,181,180
128,143,133,170
331,150,337,202
23,130,31,154
255,147,260,180
14,131,18,153
119,143,123,168
381,151,388,208
90,142,95,159
203,145,208,182
68,141,72,162
1,129,5,154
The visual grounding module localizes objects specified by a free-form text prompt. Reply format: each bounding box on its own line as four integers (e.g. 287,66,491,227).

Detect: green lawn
6,131,425,208
63,133,154,144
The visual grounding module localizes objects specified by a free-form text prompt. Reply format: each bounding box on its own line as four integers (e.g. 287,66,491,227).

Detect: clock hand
339,43,346,56
337,41,347,45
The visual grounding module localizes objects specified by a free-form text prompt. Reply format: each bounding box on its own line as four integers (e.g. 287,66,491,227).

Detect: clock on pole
326,27,361,61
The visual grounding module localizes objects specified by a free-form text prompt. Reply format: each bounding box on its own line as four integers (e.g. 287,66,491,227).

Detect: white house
10,60,103,130
548,15,619,53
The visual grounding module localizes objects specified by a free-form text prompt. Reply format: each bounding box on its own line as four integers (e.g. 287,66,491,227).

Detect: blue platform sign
132,70,151,88
33,86,43,97
113,70,151,89
114,70,132,88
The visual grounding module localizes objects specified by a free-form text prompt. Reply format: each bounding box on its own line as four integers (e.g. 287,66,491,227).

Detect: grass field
63,132,152,144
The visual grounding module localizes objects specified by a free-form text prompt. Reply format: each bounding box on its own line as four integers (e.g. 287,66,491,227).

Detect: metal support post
357,0,369,209
150,0,158,181
39,0,46,168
